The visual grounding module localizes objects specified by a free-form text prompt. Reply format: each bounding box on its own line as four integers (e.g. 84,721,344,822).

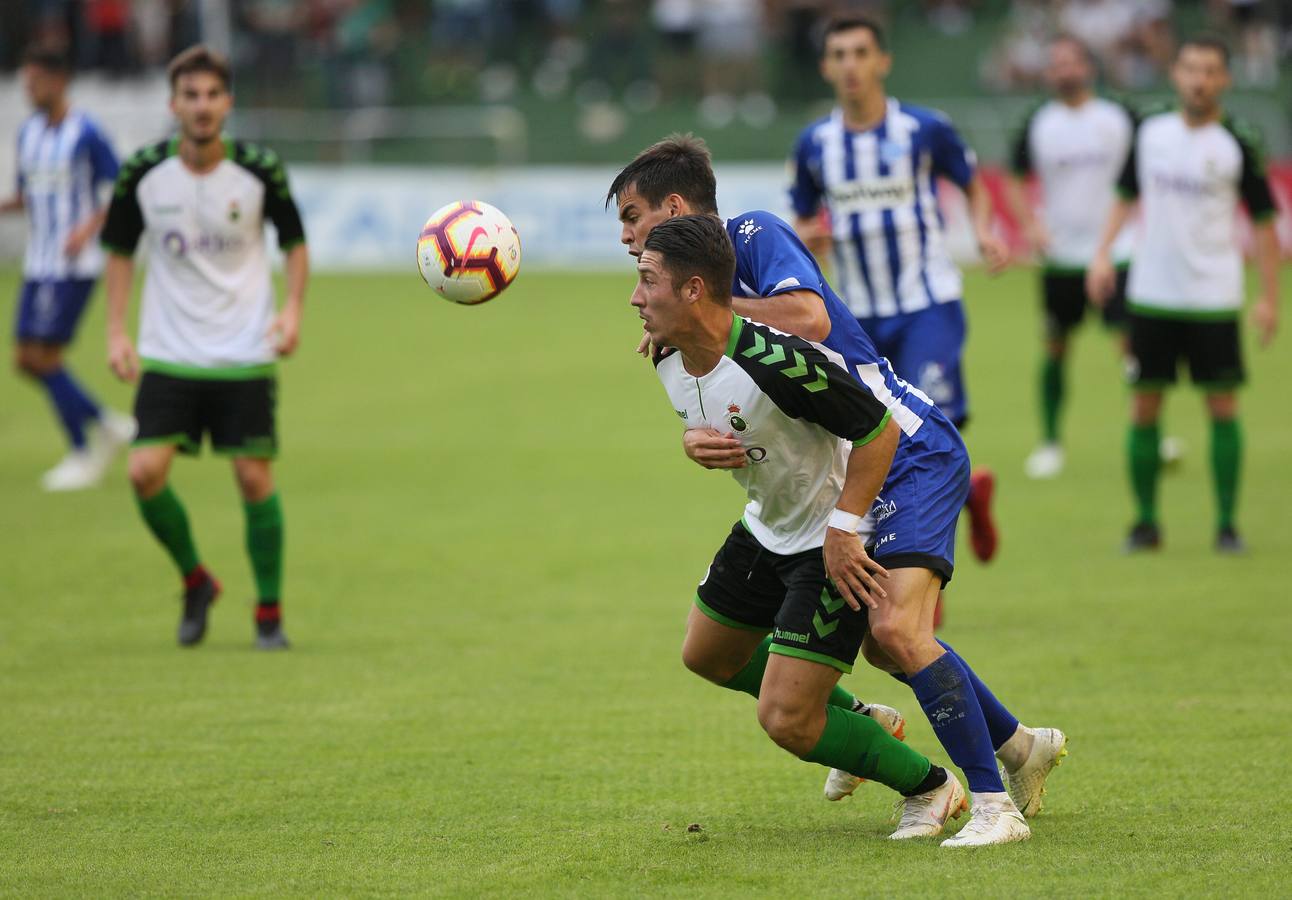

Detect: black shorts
1127,311,1244,391
1042,267,1126,339
133,371,278,457
695,522,868,674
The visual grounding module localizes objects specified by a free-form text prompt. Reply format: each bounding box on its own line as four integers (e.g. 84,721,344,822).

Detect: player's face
1045,41,1091,96
22,64,66,112
1172,46,1229,117
616,186,685,258
170,71,232,145
820,28,890,102
631,251,687,345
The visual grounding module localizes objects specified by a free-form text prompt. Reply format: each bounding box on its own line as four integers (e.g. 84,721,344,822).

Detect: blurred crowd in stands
3,0,1290,106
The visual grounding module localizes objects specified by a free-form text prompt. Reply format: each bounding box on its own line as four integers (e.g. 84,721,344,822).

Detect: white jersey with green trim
1117,111,1276,314
656,315,892,556
101,138,305,371
1010,96,1134,269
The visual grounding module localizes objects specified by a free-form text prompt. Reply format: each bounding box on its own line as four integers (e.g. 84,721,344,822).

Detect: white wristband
828,509,863,533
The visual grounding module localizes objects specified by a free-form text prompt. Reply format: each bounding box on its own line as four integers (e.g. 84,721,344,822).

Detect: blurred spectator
1213,0,1281,86
651,0,701,99
236,0,305,102
80,0,131,75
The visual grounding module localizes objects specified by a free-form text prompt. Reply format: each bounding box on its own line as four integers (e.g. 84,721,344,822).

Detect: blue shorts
14,278,96,344
858,302,968,427
866,422,971,586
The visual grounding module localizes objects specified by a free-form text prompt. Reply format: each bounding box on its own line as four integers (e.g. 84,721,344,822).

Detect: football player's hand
1085,254,1115,308
823,528,889,611
63,220,96,258
108,331,139,382
269,304,301,356
1252,297,1278,347
683,428,746,470
977,231,1010,275
1024,221,1051,257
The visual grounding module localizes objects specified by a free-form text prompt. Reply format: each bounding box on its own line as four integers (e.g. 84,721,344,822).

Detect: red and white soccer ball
416,200,522,305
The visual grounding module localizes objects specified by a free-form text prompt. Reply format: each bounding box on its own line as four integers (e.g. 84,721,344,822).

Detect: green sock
244,493,284,603
1128,422,1161,527
802,705,931,793
720,636,856,709
136,484,200,577
1210,418,1242,531
1040,356,1064,443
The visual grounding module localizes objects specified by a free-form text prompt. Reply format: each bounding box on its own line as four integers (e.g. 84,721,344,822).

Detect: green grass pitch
1,264,1289,897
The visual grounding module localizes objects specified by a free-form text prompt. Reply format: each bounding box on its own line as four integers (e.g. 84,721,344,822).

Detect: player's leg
1189,317,1246,552
214,375,288,649
1026,271,1083,479
1124,311,1177,550
131,372,219,645
864,566,1029,846
759,564,965,839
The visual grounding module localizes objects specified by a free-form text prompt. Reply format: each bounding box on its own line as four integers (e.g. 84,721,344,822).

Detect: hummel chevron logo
812,611,839,638
819,587,845,615
742,331,830,393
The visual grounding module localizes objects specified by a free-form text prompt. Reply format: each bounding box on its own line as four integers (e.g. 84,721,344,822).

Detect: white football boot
823,703,906,801
1000,726,1068,818
41,450,101,491
941,793,1031,848
1024,443,1064,479
888,770,967,840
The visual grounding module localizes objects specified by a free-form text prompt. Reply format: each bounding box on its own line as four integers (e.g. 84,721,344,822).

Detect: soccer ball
416,200,521,304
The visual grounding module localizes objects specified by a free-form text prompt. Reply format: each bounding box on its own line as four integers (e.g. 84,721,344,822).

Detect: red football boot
966,467,999,564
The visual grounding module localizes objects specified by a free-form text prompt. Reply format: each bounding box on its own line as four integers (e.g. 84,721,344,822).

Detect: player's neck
1181,104,1223,128
677,309,735,378
1057,88,1093,108
41,98,69,125
840,91,888,131
178,135,227,174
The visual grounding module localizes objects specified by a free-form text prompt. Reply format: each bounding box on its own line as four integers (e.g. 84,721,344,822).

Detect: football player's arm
826,417,899,611
1089,137,1139,306
731,289,830,343
271,242,309,357
964,174,1009,275
66,127,120,256
792,214,831,263
105,253,139,382
1250,221,1280,347
0,193,21,214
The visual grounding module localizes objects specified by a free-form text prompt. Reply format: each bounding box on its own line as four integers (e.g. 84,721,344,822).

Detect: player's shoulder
230,138,286,174
795,111,836,147
1134,103,1176,131
66,108,107,136
727,209,794,243
116,138,174,187
1220,113,1266,157
894,99,957,131
1093,92,1140,123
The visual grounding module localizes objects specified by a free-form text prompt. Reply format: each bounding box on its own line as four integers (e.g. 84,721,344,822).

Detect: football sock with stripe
908,651,1006,794
136,484,201,578
1209,418,1241,531
719,635,857,709
1128,421,1161,526
802,704,933,794
1040,356,1063,444
244,493,284,623
40,368,102,450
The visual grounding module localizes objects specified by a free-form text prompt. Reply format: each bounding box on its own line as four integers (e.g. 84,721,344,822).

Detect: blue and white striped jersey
15,109,119,280
789,99,973,320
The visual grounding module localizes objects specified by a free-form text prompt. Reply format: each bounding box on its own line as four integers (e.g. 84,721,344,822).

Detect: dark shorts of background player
695,521,868,674
1042,267,1126,340
133,371,278,458
1127,310,1244,391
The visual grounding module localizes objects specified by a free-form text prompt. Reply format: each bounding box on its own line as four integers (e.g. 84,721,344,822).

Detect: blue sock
40,368,101,450
937,640,1020,750
908,652,1005,794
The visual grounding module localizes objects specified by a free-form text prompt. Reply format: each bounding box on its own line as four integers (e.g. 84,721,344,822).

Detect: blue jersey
725,210,954,445
15,109,119,280
788,99,973,320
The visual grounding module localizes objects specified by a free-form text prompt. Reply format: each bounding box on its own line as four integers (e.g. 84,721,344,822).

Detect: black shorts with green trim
1127,308,1244,390
1042,266,1126,339
133,371,278,458
695,521,867,674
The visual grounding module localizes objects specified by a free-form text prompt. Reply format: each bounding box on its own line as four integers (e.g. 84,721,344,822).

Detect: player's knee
861,634,902,674
14,346,45,377
680,642,736,684
233,462,273,502
868,620,924,668
128,455,166,496
756,696,816,756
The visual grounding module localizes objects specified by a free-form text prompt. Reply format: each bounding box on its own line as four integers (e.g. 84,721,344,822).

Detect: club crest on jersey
879,139,907,164
727,403,747,432
228,200,241,222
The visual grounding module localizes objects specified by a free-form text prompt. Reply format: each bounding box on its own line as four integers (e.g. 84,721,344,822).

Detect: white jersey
101,137,305,373
15,109,119,280
656,315,892,555
1119,110,1275,315
1011,96,1135,269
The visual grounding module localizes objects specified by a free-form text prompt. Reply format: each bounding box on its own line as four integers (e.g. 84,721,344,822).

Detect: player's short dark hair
819,14,887,56
22,46,71,75
642,215,735,303
606,134,718,215
168,44,232,92
1178,33,1231,68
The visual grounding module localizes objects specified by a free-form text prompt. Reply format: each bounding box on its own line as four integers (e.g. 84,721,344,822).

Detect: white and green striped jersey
657,315,892,555
1117,111,1276,315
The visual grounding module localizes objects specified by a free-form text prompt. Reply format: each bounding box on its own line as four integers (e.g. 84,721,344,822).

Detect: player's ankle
996,724,1034,772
